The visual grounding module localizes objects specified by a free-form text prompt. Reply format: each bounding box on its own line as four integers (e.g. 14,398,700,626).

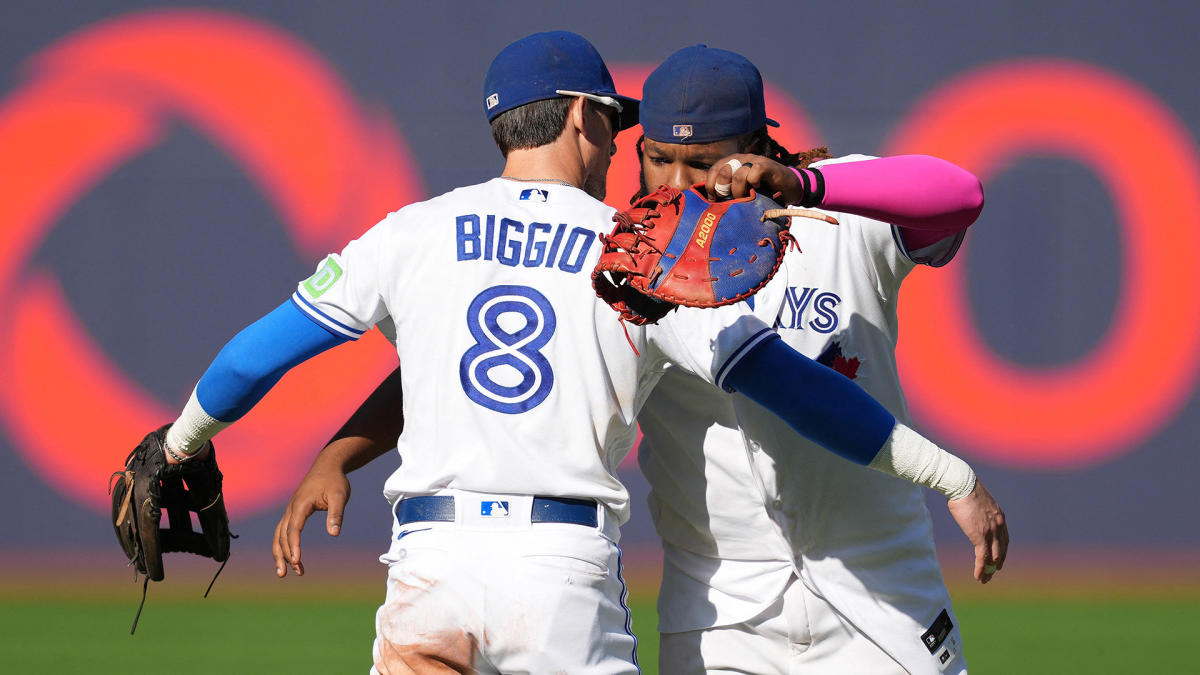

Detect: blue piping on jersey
195,299,350,422
714,327,774,389
723,336,896,466
291,291,366,337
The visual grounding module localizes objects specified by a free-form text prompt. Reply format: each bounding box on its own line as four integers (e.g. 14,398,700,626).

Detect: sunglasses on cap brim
555,89,625,113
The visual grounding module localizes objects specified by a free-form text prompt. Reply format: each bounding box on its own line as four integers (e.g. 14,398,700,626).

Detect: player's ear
567,95,588,133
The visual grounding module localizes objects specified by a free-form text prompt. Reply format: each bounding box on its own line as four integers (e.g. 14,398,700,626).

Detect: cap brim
765,116,780,128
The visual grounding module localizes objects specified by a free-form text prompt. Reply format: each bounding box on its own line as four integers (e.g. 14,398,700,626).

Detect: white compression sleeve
868,422,977,500
165,388,230,457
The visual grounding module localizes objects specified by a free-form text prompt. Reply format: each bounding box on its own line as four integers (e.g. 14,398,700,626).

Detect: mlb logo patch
486,93,499,110
672,124,693,139
480,501,510,517
519,188,549,202
920,609,954,655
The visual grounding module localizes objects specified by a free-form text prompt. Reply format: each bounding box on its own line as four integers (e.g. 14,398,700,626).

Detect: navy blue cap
483,31,639,130
641,45,778,144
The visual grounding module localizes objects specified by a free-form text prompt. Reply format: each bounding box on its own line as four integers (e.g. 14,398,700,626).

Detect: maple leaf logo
832,354,861,380
816,341,861,380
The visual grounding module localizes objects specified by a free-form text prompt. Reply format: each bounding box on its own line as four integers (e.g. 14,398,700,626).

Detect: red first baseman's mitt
593,184,833,325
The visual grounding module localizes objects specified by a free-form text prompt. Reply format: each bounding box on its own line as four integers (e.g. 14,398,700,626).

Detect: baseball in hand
713,159,742,197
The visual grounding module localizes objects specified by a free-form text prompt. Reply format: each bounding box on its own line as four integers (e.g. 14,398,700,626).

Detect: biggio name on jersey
456,213,598,275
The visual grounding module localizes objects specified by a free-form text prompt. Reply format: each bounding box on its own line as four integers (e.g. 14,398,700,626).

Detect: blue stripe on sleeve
291,291,366,338
714,327,775,389
195,299,352,422
723,337,896,465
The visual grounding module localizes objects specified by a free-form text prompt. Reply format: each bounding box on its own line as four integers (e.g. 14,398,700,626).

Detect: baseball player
272,45,1007,674
631,46,1004,674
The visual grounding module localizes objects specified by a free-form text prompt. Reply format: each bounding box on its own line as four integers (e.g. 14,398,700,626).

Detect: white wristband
165,388,230,459
868,423,976,500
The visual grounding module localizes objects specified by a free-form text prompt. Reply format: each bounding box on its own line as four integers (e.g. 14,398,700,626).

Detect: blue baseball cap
641,45,778,144
483,31,639,130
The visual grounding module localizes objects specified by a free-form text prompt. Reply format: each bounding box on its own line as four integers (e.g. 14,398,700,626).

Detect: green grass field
4,588,1199,673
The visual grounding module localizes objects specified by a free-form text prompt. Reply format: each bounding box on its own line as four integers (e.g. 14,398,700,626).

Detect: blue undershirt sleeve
723,335,896,465
194,298,352,422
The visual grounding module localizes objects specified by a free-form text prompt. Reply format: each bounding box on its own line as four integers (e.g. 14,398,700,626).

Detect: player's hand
946,478,1008,584
272,463,351,578
705,154,803,204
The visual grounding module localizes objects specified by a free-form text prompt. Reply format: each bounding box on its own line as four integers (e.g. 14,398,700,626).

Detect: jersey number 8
459,285,556,414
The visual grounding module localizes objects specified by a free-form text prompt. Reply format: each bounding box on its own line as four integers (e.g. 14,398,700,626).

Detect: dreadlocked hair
743,128,831,169
632,135,650,203
631,131,833,202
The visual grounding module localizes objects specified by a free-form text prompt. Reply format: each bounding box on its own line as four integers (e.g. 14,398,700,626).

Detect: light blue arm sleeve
194,298,351,422
724,335,896,465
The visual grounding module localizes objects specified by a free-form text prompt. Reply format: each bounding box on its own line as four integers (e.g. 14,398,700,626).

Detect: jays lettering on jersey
640,156,968,672
292,178,775,527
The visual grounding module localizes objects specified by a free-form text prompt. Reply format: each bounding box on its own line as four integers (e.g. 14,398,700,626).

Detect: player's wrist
868,422,976,500
780,165,806,205
163,437,199,464
311,449,358,476
788,166,826,208
165,388,229,461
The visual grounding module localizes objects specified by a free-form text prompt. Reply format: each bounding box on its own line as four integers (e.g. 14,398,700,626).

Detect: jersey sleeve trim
714,328,778,392
891,226,965,268
291,291,367,339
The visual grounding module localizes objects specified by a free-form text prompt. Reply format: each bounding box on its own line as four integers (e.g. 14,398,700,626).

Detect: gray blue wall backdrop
2,1,1198,560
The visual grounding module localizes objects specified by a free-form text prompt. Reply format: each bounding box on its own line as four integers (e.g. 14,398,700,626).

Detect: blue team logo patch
480,501,510,517
519,188,549,202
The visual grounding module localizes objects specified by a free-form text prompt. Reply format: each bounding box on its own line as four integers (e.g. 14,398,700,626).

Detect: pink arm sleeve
796,155,984,251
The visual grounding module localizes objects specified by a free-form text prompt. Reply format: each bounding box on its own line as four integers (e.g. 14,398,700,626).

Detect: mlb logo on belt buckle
480,501,510,517
672,124,693,139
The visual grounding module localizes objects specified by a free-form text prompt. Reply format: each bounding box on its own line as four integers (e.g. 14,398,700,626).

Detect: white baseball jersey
639,156,968,673
293,177,774,527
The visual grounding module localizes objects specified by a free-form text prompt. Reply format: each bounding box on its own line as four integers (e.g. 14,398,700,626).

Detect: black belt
394,495,598,528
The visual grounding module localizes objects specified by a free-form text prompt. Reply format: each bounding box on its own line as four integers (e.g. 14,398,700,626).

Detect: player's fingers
326,489,349,537
729,162,756,198
982,534,1001,584
272,514,289,578
709,159,741,199
707,168,731,199
285,526,304,572
285,502,315,573
280,517,299,576
994,516,1009,570
974,542,991,583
